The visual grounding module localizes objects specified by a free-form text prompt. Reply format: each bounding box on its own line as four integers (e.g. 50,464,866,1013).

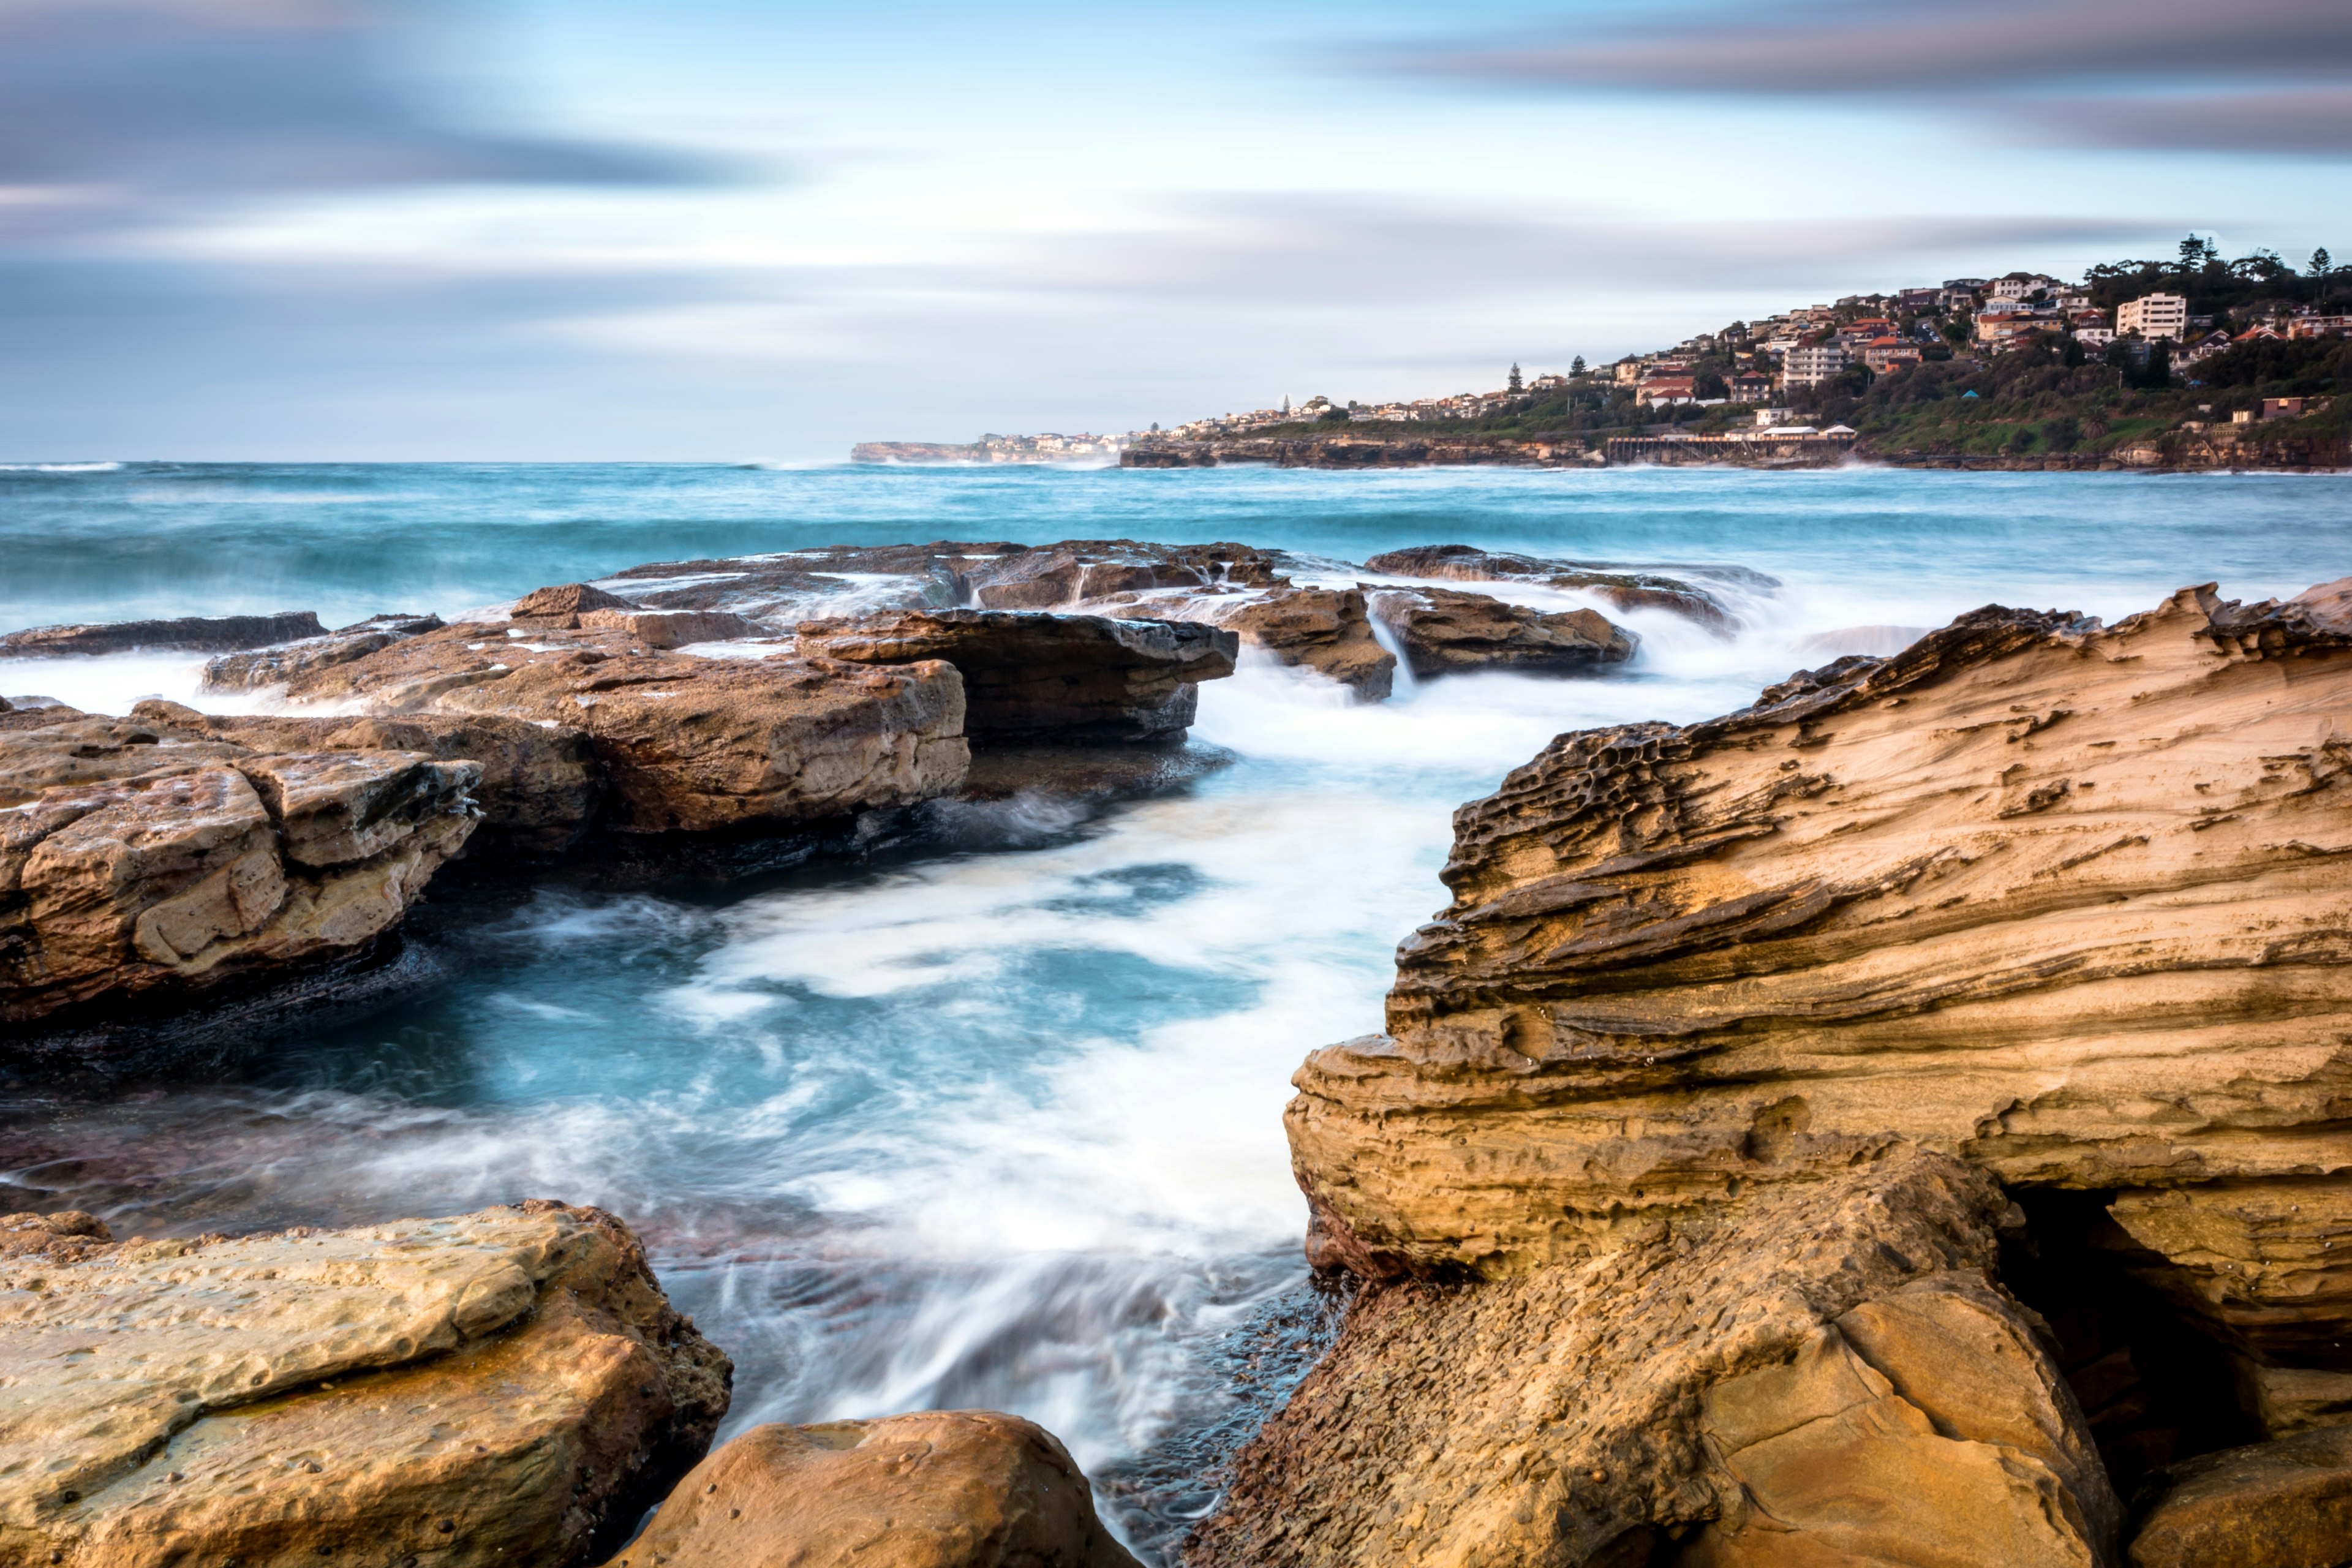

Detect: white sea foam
0,461,121,473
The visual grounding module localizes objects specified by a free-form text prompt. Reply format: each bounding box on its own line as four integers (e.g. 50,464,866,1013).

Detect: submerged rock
606,1411,1139,1568
266,618,969,834
0,707,479,1024
1364,544,1761,630
1189,1155,2116,1567
0,1201,730,1568
796,608,1237,744
2,611,328,657
1366,585,1636,678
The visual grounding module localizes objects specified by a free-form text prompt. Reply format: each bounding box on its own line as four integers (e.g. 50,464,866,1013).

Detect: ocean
4,461,2349,1557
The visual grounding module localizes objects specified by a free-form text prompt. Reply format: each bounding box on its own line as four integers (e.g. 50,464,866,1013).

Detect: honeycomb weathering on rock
1289,581,2352,1278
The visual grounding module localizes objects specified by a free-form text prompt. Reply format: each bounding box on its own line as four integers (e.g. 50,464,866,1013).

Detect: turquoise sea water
4,462,2350,1556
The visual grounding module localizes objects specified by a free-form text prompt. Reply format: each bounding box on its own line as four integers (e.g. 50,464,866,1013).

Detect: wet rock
0,1201,729,1568
1365,585,1635,677
1109,587,1395,700
960,539,1287,609
268,622,968,833
201,613,443,691
2,611,326,657
2128,1426,2352,1568
1364,543,1759,629
1188,1155,2116,1568
576,608,767,647
605,1410,1139,1568
796,608,1236,744
0,710,479,1023
1289,581,2352,1280
135,702,603,857
510,581,635,626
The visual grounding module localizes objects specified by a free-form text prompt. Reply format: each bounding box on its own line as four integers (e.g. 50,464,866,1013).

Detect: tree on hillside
1570,355,1586,377
2313,248,2334,277
1507,363,1524,394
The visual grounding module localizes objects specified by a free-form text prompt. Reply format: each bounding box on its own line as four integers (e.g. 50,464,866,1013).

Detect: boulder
1188,1155,2116,1568
796,609,1236,745
1364,544,1763,630
2128,1426,2352,1568
0,1201,730,1568
510,582,635,626
1366,585,1636,677
201,613,443,691
605,1411,1139,1568
0,709,479,1023
2,611,326,657
960,540,1287,609
131,702,603,857
1289,582,2352,1279
1098,586,1396,700
266,622,968,834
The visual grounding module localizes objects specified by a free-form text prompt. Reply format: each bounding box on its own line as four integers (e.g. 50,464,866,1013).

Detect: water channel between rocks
4,462,2350,1559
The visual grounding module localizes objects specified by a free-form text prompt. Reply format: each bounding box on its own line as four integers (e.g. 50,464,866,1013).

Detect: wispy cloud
1397,0,2352,155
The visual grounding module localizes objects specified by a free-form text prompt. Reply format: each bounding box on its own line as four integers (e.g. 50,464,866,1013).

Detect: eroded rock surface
1292,581,2352,1279
2129,1425,2352,1568
2,611,326,657
796,608,1237,744
605,1411,1140,1568
0,707,478,1023
0,1201,730,1568
1364,545,1766,629
267,619,968,833
1189,1155,2116,1568
1367,586,1636,678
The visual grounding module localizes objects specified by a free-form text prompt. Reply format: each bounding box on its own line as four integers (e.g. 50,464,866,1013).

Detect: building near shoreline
1783,342,1849,388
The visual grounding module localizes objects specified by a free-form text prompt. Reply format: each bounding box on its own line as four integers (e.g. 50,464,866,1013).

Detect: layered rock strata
1239,576,2352,1565
1367,586,1637,678
604,1411,1142,1568
1190,1155,2116,1567
267,619,968,833
2,611,326,657
796,608,1238,744
1,705,479,1023
0,1202,729,1568
1364,545,1767,629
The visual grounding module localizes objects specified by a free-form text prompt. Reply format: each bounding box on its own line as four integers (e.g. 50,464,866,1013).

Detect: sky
2,0,2348,461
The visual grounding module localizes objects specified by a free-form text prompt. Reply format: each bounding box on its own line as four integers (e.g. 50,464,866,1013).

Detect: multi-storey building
1783,343,1849,386
2117,293,2190,340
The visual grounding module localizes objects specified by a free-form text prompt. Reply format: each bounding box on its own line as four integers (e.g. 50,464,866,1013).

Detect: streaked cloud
1400,0,2352,154
0,0,706,236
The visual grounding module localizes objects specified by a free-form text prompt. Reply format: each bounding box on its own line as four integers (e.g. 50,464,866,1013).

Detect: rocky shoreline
10,550,2352,1566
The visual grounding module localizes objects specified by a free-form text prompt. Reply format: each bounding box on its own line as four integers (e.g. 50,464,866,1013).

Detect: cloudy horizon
3,0,2345,461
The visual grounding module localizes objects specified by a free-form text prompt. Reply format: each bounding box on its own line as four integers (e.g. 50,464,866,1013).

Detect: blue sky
3,0,2346,460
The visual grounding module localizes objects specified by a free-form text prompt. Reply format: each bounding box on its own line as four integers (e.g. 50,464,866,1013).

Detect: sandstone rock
1,611,326,657
576,607,767,647
0,710,479,1023
0,1201,729,1568
510,582,634,625
201,613,443,691
605,1411,1139,1568
1289,582,2352,1281
1364,544,1762,629
135,701,604,856
1366,585,1636,678
268,622,968,833
1187,1155,2116,1568
1105,586,1396,700
796,608,1235,744
2128,1426,2352,1568
960,540,1287,609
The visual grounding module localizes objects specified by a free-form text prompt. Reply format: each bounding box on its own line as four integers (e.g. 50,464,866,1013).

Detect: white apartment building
1783,342,1850,387
2117,293,2190,341
1990,274,2058,300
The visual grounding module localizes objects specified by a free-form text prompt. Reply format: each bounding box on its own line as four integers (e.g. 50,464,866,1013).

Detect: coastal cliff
1196,575,2352,1565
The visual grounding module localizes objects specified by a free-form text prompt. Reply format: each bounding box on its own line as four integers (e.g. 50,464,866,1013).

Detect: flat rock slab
0,1202,729,1568
1365,544,1761,629
2130,1426,2352,1567
603,1411,1139,1568
1367,585,1635,677
2,612,326,657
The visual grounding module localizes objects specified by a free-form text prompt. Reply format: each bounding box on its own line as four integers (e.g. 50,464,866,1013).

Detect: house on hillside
1862,337,1922,372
